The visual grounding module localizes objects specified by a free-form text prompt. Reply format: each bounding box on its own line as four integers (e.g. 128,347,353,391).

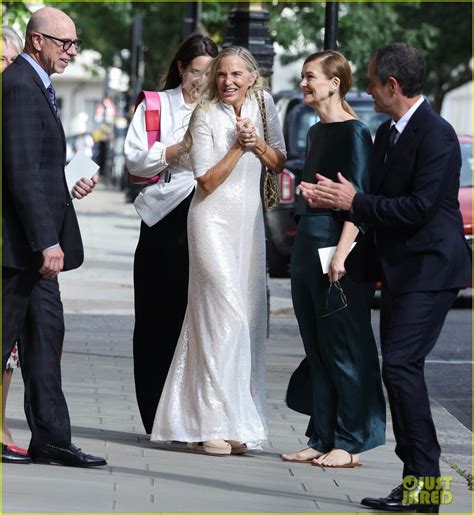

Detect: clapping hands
300,173,357,211
236,117,257,149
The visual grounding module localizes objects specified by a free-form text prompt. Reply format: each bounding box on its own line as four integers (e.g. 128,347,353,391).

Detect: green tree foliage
49,2,188,89
395,2,472,112
271,1,472,111
200,1,229,45
2,1,31,32
5,1,470,111
44,1,229,89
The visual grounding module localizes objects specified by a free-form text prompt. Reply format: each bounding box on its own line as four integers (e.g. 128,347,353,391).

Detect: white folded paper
317,243,357,274
65,151,100,196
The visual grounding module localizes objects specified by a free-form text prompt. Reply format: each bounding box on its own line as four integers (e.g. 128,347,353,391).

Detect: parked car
458,135,473,251
266,90,389,277
266,92,473,278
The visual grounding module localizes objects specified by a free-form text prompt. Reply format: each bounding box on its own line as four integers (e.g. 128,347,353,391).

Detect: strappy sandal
281,447,323,464
311,448,362,468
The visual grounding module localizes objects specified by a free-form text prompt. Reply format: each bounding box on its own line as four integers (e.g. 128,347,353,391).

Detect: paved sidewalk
2,185,472,513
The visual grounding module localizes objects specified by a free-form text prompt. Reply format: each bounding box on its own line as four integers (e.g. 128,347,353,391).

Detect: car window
289,99,388,158
351,104,389,135
460,143,472,187
295,107,318,155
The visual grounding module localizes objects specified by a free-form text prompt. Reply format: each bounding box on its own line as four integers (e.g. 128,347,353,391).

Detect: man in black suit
304,43,471,512
2,7,106,467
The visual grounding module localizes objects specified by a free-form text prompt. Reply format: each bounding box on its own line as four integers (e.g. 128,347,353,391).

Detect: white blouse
124,85,195,227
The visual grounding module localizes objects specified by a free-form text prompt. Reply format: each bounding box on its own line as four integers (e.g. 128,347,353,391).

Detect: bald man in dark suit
2,7,105,467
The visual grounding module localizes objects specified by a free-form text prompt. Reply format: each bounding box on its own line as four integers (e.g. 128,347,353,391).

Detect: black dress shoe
361,483,439,513
2,444,32,464
29,442,107,467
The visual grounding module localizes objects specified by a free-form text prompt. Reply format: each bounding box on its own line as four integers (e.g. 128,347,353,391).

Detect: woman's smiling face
215,55,256,113
300,60,335,106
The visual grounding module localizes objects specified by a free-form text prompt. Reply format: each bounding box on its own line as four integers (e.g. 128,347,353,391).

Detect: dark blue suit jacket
351,100,471,294
2,55,83,271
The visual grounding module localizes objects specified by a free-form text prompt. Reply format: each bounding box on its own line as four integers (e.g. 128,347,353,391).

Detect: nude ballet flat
202,439,232,455
225,440,247,455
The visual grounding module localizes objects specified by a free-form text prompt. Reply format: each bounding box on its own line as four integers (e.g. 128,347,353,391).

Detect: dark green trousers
289,215,386,454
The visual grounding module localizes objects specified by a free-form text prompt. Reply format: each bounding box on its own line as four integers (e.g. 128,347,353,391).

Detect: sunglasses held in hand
319,280,348,318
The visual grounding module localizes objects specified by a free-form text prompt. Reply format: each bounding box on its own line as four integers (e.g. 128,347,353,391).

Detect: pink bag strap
134,90,161,149
130,91,162,185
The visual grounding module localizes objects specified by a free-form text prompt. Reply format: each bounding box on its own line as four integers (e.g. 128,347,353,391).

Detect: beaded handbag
256,90,280,210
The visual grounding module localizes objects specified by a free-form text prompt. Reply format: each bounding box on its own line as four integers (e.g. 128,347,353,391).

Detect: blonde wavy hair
183,46,267,151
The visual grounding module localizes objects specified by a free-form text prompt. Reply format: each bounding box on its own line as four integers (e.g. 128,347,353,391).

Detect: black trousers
379,287,459,479
2,268,71,446
133,191,193,434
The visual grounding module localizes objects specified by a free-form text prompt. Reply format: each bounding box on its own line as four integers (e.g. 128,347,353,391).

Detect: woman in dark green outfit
282,50,385,468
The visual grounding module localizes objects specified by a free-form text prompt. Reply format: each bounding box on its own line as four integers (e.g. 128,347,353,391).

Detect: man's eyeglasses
37,32,81,52
319,280,348,318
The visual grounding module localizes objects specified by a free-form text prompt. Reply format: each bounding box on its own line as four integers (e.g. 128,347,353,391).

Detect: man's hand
40,245,64,277
72,174,99,199
312,173,357,211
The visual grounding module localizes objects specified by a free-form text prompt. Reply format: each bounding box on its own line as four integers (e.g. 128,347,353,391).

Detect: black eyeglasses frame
37,32,81,52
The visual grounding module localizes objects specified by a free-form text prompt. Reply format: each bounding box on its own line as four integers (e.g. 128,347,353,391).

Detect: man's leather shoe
361,483,439,513
29,442,107,467
2,444,32,464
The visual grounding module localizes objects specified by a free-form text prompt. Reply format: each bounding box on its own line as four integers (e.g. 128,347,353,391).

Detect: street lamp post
324,2,339,50
130,12,145,103
223,1,274,82
183,1,201,39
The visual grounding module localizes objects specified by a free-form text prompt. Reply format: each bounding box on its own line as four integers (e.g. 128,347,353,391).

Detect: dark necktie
385,124,399,162
47,84,58,115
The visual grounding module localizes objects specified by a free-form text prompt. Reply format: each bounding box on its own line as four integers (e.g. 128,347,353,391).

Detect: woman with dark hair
282,50,385,468
124,34,218,435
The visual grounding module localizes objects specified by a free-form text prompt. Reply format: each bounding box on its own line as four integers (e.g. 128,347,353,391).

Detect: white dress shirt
390,95,425,142
124,85,196,227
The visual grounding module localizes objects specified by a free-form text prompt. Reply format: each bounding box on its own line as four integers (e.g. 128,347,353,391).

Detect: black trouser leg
2,267,34,373
20,277,71,446
380,288,459,478
133,192,192,434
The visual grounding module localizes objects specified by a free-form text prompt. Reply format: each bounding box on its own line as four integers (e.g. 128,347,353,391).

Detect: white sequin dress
150,91,286,447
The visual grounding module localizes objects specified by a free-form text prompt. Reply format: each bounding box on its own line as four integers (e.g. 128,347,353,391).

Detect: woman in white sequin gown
151,47,286,454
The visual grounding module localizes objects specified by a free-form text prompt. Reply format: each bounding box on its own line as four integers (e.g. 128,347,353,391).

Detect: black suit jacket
351,99,471,294
2,55,83,271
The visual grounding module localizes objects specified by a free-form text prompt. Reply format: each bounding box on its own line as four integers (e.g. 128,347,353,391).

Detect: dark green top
296,119,373,216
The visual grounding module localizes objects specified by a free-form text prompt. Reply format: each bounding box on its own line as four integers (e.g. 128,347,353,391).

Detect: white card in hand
317,243,357,274
65,151,99,196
